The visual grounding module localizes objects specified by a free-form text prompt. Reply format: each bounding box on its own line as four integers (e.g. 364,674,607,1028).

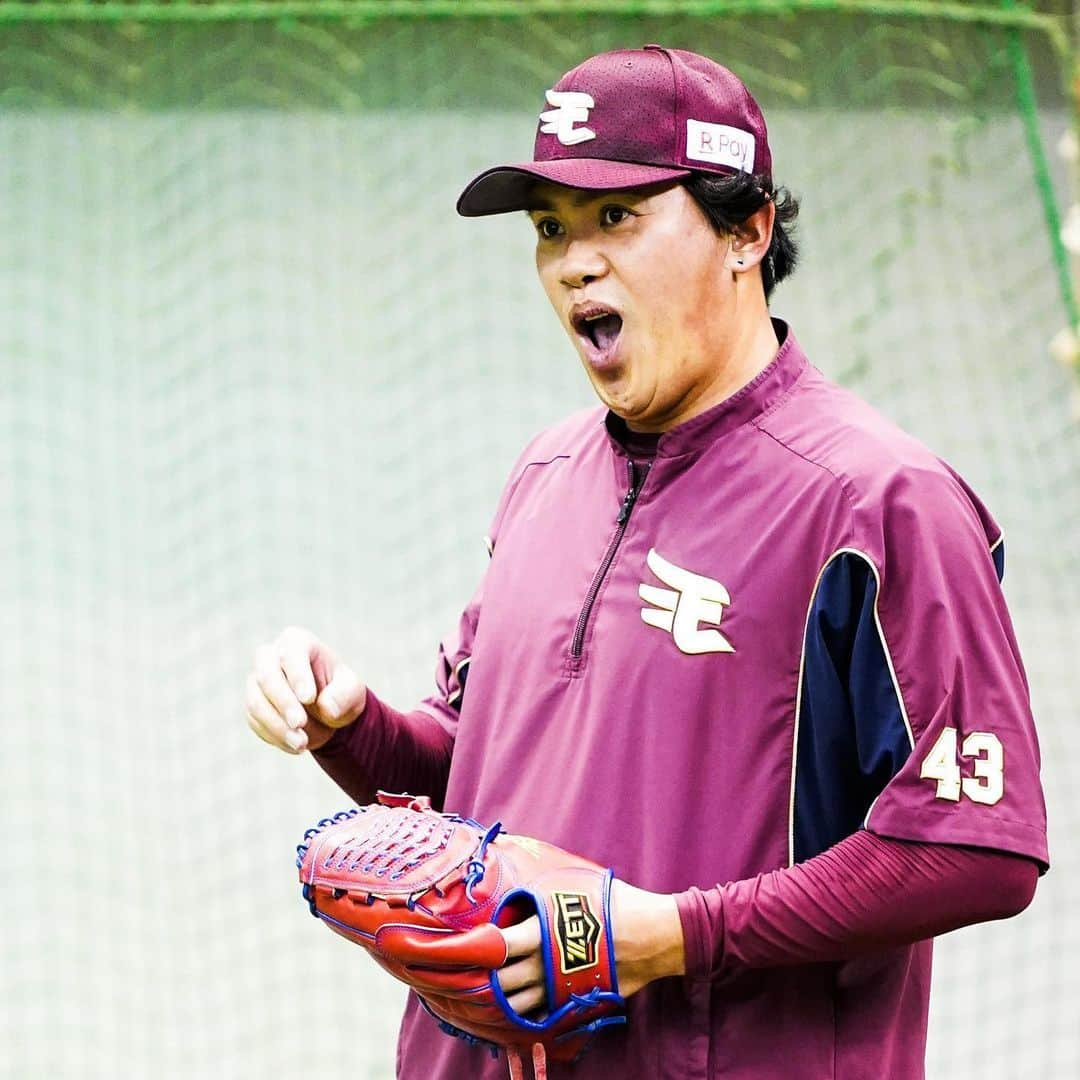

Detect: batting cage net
1,2,1077,1077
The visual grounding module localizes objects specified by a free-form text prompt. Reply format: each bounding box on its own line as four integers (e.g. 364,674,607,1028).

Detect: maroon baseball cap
457,44,772,217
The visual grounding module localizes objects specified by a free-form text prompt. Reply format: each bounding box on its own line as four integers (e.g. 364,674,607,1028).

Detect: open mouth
571,307,623,355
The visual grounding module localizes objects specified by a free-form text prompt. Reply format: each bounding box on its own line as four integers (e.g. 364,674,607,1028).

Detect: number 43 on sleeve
920,727,1004,805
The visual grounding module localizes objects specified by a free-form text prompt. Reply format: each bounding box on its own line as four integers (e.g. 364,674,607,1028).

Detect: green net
1,4,1077,1078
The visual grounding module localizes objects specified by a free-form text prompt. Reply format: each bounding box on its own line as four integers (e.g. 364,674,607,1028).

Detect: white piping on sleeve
446,655,471,709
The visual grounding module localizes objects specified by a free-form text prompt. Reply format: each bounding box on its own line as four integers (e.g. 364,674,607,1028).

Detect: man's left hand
498,879,686,1016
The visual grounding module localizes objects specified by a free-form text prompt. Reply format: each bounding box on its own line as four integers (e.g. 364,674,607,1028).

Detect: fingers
315,663,367,729
280,645,318,707
502,916,543,959
245,627,365,753
275,626,326,714
276,626,366,729
498,976,544,1023
497,954,544,993
499,916,547,1016
246,672,307,754
255,643,308,731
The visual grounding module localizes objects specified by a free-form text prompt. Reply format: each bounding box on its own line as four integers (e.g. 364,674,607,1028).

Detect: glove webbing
324,812,452,878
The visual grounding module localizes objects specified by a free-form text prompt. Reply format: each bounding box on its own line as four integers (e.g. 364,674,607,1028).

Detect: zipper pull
616,462,644,525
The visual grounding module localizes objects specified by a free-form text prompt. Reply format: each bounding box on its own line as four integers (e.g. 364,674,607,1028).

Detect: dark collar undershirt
617,426,661,464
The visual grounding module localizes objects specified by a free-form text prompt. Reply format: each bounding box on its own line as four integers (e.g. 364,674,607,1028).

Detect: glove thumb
376,922,508,969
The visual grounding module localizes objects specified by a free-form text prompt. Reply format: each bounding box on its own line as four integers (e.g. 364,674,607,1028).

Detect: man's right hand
245,627,368,754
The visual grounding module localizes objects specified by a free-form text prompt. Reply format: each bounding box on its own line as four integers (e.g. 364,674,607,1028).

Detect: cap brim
456,158,691,217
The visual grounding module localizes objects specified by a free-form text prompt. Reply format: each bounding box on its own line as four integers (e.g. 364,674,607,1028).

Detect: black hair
681,172,800,300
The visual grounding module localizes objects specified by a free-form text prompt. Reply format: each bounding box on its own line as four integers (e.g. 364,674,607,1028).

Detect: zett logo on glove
553,891,601,973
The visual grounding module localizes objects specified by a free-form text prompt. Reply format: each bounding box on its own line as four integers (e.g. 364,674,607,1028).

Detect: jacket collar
605,319,807,459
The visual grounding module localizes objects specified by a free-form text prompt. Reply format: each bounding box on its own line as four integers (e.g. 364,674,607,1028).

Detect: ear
724,200,776,274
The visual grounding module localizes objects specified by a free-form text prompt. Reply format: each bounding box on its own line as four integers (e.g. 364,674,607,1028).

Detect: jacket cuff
674,885,723,980
312,687,381,756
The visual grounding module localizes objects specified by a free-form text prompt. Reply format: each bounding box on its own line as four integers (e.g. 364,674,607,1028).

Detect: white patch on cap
685,119,755,173
539,90,596,146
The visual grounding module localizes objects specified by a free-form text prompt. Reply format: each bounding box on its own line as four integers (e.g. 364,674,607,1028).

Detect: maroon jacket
315,324,1046,1078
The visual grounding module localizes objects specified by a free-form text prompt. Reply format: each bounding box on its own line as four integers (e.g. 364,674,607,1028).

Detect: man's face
528,181,739,432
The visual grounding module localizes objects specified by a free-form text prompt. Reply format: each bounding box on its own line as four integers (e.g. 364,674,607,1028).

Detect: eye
601,205,634,227
534,217,563,240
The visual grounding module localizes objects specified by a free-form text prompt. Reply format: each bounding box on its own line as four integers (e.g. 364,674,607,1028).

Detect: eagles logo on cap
539,91,597,146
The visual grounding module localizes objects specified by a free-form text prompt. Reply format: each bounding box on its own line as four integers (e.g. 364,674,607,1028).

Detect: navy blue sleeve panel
792,551,914,865
991,535,1005,583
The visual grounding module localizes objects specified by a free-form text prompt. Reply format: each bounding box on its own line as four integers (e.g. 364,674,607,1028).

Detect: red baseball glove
295,793,625,1074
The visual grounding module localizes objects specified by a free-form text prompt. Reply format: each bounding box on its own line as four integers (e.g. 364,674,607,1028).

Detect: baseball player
247,46,1048,1079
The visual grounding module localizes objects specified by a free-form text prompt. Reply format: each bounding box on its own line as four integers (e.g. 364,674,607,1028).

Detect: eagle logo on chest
638,547,735,655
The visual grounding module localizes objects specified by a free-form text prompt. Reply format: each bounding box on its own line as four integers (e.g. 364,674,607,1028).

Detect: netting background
1,5,1078,1078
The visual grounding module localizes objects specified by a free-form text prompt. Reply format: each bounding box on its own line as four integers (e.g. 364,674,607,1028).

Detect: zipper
570,459,649,659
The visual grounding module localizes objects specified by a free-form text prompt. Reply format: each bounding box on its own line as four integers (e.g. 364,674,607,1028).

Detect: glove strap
506,1044,548,1080
375,791,432,811
464,821,504,901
